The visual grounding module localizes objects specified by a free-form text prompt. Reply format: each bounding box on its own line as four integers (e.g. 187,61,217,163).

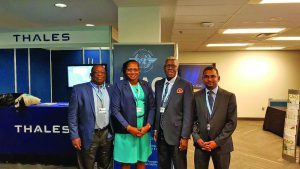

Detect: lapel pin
176,88,183,93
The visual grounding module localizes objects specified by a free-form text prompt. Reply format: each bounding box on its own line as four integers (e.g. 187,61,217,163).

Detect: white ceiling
1,0,300,52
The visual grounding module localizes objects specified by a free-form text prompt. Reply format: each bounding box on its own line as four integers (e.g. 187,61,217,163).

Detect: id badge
137,107,142,113
99,108,107,114
207,123,210,131
160,107,165,113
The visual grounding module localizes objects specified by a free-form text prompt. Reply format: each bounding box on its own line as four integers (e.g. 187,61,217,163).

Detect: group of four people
68,57,237,169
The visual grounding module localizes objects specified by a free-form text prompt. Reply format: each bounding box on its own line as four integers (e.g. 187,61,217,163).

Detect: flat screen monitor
67,65,93,87
67,64,108,87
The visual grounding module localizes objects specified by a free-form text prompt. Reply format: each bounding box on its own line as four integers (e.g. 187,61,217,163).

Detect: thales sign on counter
14,125,69,134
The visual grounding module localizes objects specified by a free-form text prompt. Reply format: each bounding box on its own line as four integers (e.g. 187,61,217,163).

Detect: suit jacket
110,79,155,134
68,82,113,150
192,87,237,153
154,76,194,145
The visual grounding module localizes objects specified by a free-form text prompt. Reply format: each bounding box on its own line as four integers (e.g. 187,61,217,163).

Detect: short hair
90,64,106,74
164,56,179,66
122,60,140,79
202,66,219,75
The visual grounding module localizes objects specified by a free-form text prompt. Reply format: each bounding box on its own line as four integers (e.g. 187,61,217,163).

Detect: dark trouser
77,128,113,169
194,148,231,169
157,135,187,169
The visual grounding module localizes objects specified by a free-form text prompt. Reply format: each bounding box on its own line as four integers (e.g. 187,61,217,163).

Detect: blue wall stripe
101,50,110,83
51,50,83,102
0,49,15,93
16,48,29,93
30,48,51,102
84,49,100,64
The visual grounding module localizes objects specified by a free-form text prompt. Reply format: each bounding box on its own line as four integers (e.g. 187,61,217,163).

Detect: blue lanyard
90,82,105,107
129,82,141,105
161,82,170,107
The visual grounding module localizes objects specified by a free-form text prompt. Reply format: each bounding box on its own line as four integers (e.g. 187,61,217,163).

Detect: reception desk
263,106,300,146
0,103,76,165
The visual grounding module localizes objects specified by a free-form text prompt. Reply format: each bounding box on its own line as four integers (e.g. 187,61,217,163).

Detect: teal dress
114,84,152,163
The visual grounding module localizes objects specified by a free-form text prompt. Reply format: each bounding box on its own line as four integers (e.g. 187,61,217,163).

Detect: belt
94,125,109,132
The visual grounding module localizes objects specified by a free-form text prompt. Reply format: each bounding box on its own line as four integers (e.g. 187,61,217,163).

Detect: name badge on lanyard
207,123,210,131
160,107,165,113
99,108,107,114
137,107,142,113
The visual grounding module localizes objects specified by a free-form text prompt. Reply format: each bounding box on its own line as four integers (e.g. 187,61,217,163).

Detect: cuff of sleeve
192,134,200,143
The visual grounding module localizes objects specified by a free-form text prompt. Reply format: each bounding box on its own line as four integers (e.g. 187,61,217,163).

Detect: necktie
208,90,214,114
160,82,170,129
96,86,105,129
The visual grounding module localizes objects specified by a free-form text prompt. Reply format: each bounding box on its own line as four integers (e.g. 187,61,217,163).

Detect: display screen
67,65,93,87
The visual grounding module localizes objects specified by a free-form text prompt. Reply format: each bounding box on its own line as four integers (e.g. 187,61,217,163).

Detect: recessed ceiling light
269,36,300,40
55,3,67,8
207,43,251,47
260,0,300,4
85,24,95,27
246,47,285,50
223,28,285,34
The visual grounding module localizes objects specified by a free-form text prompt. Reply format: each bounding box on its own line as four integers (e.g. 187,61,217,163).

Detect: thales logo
14,125,69,134
130,48,157,72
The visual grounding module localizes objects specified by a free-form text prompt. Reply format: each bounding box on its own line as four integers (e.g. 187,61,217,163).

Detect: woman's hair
122,60,140,79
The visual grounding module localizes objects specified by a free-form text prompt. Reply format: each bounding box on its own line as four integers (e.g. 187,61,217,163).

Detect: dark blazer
68,82,113,150
154,76,194,145
192,87,237,153
110,79,155,134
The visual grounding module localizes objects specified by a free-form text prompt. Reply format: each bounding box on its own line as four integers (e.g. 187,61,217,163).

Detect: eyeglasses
164,64,177,69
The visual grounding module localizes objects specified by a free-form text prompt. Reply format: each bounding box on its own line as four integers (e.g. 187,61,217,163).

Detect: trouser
194,148,231,169
77,128,113,169
157,133,187,169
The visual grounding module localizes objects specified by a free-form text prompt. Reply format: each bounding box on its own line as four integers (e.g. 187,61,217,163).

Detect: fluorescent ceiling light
207,43,251,47
55,3,67,8
269,36,300,40
85,24,95,27
260,0,300,4
246,47,285,50
223,28,285,34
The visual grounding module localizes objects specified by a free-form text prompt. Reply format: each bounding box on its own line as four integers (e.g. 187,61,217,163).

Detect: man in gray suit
193,66,237,169
154,57,193,169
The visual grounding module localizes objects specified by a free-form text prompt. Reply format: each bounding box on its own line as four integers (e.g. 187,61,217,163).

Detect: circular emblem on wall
129,48,157,72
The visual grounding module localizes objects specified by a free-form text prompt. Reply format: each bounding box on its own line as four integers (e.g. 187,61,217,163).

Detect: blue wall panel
16,49,29,93
0,49,15,93
51,50,83,102
30,49,51,102
101,50,110,83
84,50,100,64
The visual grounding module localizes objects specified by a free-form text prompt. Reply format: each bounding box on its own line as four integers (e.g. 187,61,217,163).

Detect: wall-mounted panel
30,49,51,102
16,49,29,93
0,49,14,93
51,50,83,102
84,49,100,64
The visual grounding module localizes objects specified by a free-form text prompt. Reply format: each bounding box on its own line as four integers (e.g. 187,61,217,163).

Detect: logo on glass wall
129,48,157,72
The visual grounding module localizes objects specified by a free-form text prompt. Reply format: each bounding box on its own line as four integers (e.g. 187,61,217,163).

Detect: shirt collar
90,81,105,89
205,86,218,94
164,75,177,85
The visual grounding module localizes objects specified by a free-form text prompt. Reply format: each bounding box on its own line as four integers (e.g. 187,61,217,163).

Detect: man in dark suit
193,66,237,169
68,64,113,169
154,57,193,169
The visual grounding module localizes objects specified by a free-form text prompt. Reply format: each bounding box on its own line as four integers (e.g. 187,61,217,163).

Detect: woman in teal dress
111,60,155,169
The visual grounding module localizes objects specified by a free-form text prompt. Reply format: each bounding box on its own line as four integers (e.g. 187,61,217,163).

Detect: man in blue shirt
68,64,113,169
